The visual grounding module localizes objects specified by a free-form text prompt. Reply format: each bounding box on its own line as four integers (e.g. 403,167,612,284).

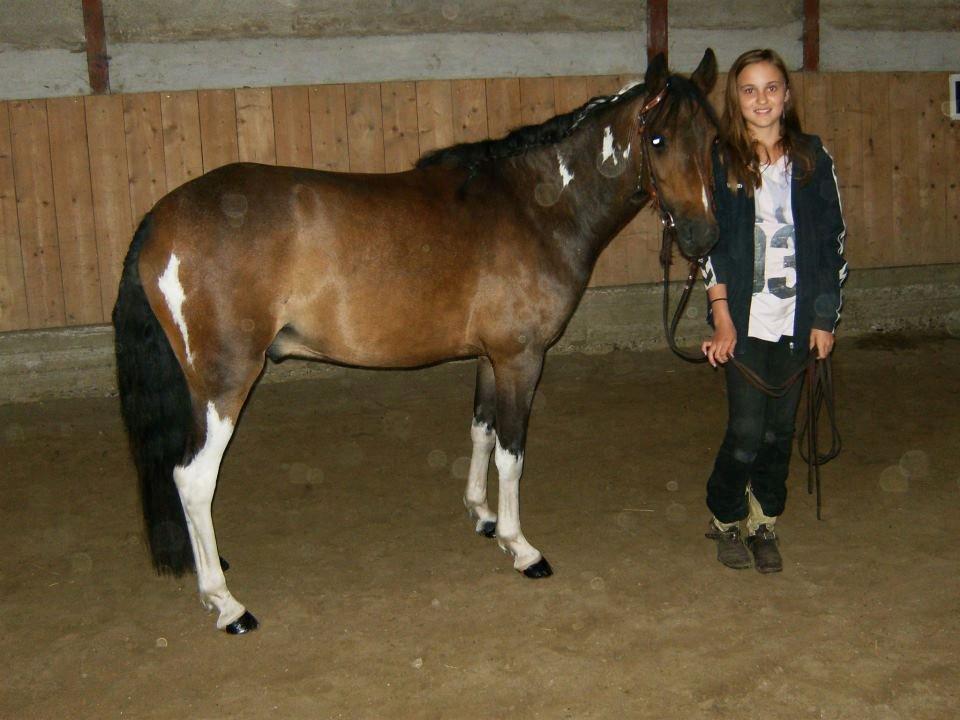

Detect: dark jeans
706,336,805,523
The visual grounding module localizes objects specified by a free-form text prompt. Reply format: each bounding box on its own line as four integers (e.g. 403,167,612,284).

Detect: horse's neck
513,113,647,271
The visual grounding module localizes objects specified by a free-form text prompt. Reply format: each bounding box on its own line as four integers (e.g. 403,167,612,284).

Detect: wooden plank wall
0,72,957,332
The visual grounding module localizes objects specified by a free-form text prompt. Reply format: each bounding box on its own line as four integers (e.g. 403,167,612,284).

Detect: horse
112,50,719,634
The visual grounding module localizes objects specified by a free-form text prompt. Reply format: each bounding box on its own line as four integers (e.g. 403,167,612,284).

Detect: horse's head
637,49,719,259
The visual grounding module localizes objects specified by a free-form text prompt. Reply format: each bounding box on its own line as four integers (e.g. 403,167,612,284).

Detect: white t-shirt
748,156,797,341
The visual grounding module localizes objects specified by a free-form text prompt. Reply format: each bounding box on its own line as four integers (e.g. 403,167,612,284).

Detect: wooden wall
0,73,957,332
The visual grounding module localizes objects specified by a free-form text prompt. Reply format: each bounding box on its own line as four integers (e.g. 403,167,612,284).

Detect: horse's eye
651,135,666,148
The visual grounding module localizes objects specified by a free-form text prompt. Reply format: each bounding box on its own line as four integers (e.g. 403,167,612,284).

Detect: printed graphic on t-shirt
753,205,797,298
748,157,797,342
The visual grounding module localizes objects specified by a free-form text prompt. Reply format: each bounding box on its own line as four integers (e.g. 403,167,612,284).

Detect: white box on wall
951,74,960,120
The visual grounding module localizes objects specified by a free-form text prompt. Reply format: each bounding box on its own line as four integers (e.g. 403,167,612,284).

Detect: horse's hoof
521,557,553,579
477,520,497,538
219,556,230,572
224,611,259,635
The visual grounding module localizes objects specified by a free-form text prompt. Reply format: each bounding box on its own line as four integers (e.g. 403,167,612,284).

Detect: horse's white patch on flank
464,419,497,531
494,441,541,571
601,126,618,165
157,253,195,367
556,149,574,189
173,402,246,629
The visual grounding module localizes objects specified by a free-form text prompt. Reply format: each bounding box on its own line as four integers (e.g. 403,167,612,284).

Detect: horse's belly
278,288,479,368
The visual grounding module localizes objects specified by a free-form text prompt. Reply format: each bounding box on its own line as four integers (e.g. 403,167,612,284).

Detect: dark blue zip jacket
701,133,849,356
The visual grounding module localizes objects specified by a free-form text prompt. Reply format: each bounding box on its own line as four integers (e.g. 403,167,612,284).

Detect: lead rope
659,226,841,519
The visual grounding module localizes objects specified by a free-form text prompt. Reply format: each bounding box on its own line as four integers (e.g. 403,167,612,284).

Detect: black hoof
224,611,259,635
477,521,497,538
219,556,230,572
521,557,553,579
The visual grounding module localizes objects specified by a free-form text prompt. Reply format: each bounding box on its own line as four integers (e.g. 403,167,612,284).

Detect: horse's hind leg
464,357,498,537
175,372,261,634
490,349,552,578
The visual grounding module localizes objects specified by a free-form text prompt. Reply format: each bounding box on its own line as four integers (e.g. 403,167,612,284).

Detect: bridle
636,84,675,230
637,82,712,364
638,83,719,366
642,82,842,520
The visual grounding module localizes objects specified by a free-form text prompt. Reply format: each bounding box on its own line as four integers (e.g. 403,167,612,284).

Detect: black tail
113,214,197,575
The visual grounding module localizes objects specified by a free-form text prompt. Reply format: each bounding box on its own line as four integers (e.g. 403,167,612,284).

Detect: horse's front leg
491,349,553,578
464,356,498,537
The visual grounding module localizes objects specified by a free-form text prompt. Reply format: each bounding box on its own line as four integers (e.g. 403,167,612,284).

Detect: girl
699,49,848,573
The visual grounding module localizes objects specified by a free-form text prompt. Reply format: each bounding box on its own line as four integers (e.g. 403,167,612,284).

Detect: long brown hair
721,48,813,192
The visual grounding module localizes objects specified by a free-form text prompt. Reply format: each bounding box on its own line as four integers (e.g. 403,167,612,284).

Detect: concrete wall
1,1,958,99
1,265,958,404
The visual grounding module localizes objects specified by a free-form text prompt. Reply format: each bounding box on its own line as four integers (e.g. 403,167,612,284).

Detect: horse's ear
645,52,669,93
691,49,718,94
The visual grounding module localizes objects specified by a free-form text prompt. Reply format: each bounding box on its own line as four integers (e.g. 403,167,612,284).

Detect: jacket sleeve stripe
822,146,848,328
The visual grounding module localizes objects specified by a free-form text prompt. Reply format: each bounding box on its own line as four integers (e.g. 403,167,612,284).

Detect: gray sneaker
705,520,751,570
746,524,783,574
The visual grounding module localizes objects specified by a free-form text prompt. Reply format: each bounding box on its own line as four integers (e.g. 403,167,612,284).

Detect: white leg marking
174,402,246,629
464,419,497,532
157,253,194,367
494,441,542,571
556,149,574,189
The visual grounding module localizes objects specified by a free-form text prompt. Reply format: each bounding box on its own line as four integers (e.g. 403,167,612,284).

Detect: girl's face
736,61,790,136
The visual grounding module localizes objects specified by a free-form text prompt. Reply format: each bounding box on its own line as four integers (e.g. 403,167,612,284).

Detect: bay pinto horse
113,50,719,634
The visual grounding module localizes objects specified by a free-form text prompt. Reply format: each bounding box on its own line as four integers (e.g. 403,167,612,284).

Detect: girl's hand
809,329,835,359
701,322,737,368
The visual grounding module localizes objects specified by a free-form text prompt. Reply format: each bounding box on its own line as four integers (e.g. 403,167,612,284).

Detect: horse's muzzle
674,219,719,260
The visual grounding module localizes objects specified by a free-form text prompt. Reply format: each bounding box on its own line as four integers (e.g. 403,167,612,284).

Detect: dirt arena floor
1,332,957,719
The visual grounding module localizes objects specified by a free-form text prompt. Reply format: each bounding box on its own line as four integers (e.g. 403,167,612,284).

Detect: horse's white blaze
464,419,497,531
494,441,541,571
557,150,574,189
623,143,631,159
173,402,245,629
157,253,195,367
601,126,617,164
701,183,710,213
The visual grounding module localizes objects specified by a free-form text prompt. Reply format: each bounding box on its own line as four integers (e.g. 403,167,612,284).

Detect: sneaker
705,520,751,570
746,524,783,574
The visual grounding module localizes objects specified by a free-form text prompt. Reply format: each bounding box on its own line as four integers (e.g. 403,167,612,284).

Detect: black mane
416,81,650,171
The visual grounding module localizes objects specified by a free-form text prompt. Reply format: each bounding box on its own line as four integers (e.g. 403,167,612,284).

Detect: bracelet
709,297,728,305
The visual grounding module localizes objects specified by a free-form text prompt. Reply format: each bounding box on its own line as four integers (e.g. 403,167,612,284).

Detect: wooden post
647,0,668,65
82,0,110,94
803,0,820,72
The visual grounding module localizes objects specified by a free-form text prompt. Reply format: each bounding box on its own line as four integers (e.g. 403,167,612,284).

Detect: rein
658,227,841,520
